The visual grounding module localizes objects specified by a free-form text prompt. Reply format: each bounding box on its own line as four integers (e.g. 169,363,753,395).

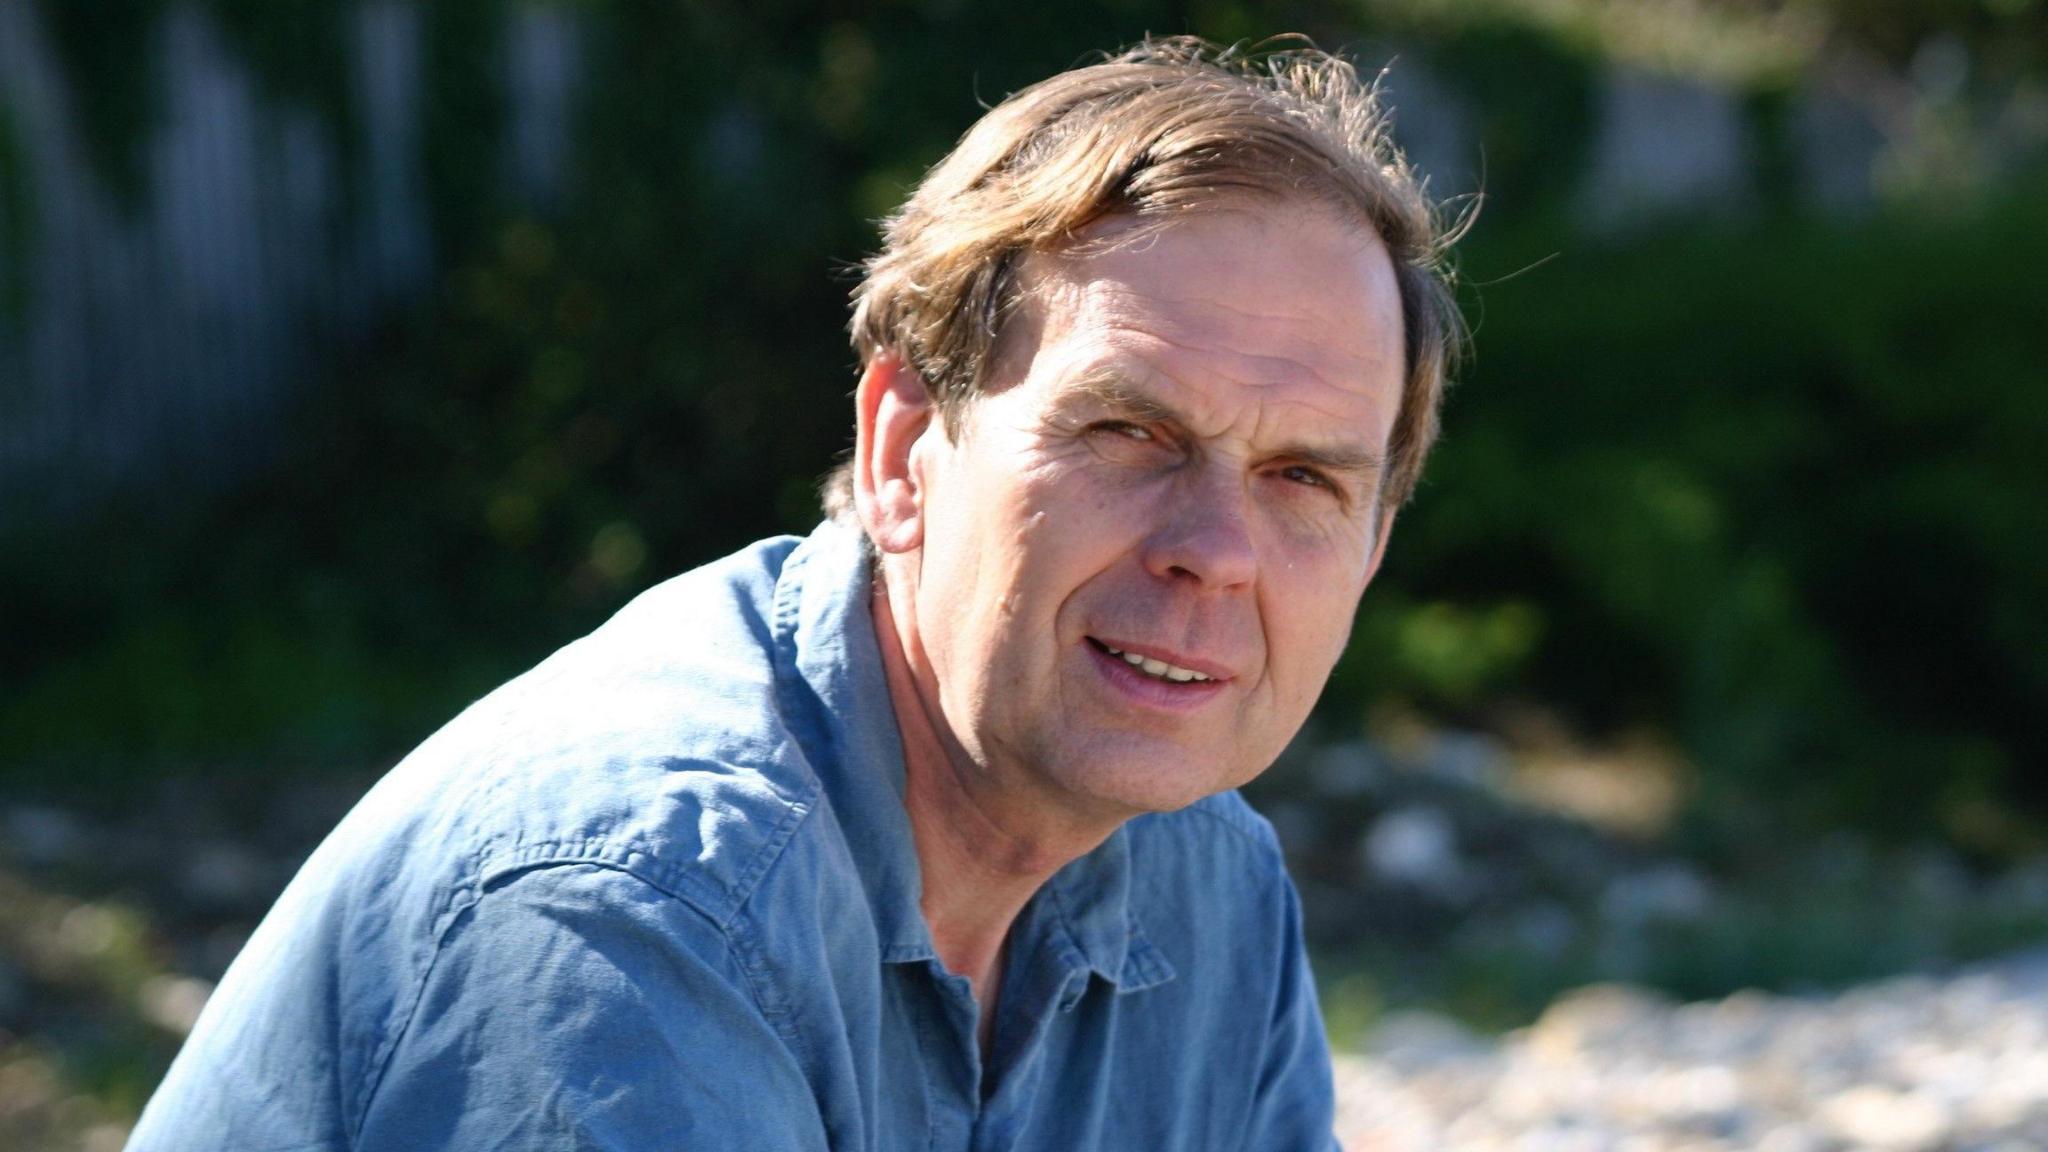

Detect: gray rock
1360,806,1464,896
1416,729,1509,794
1365,1009,1492,1070
1333,955,2048,1149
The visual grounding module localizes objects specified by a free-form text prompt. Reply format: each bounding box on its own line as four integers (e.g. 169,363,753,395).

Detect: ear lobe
852,354,936,555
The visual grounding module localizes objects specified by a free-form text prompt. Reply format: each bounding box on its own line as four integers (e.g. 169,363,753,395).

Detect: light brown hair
825,35,1466,519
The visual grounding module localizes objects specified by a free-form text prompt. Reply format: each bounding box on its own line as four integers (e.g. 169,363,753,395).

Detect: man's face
891,206,1406,823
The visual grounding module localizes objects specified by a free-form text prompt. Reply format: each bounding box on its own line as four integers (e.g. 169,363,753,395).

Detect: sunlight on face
904,206,1407,822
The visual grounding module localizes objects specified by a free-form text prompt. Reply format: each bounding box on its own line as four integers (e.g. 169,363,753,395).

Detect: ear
852,354,936,555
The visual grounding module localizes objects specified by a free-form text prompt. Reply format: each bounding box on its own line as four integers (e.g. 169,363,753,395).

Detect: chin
1044,740,1254,817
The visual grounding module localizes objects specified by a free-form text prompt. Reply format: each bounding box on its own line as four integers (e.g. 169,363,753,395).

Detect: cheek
1264,577,1363,689
938,469,1102,643
1011,463,1146,561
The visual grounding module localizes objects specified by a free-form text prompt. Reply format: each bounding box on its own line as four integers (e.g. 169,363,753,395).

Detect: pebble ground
1333,951,2048,1151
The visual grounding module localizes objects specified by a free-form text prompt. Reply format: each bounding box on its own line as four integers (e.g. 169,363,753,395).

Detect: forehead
1001,208,1405,444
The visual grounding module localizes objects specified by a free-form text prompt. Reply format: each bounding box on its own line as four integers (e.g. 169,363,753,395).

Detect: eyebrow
1063,366,1387,489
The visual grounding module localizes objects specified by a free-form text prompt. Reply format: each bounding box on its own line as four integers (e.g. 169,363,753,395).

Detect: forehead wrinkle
1053,221,1400,362
1028,237,1374,342
1116,283,1377,346
1059,292,1391,416
1090,325,1390,452
1056,352,1387,485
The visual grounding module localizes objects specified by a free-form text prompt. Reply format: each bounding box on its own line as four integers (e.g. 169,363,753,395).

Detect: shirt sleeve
1243,874,1343,1152
355,862,830,1151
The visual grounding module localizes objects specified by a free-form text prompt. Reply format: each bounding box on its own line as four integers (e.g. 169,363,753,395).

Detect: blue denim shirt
129,519,1337,1151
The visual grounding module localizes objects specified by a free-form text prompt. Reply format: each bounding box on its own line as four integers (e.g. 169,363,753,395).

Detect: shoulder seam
349,853,804,1137
464,782,817,928
1175,795,1286,864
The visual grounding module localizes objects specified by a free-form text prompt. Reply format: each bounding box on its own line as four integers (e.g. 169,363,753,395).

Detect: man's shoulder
329,532,841,929
137,534,861,1150
1120,790,1295,928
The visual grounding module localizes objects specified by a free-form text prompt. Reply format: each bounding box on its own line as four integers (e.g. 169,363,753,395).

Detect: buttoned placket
890,889,1099,1152
972,891,1097,1152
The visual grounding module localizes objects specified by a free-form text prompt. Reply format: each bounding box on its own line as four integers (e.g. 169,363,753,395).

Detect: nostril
1150,534,1256,589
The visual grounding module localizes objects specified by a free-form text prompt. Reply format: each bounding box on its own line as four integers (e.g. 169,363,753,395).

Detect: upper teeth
1102,644,1211,683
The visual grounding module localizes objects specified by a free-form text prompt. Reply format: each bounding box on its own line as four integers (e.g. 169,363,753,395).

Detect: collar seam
1048,866,1151,988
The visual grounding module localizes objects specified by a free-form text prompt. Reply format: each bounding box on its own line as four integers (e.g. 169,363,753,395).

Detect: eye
1270,463,1359,509
1278,464,1331,490
1090,420,1154,442
1080,419,1175,469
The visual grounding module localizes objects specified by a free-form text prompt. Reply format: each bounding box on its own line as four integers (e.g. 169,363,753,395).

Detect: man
129,37,1460,1151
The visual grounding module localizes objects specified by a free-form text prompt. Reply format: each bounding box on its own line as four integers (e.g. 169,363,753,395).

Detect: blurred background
3,0,2046,1146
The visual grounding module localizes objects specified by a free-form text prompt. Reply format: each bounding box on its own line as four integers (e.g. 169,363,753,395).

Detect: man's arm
356,862,829,1150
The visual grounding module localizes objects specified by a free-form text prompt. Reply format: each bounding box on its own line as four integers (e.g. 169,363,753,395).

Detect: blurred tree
3,0,2043,846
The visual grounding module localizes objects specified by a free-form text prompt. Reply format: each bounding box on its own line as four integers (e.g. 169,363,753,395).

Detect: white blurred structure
0,0,582,509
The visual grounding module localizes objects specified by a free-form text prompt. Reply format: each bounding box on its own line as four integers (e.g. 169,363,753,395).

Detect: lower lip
1086,643,1229,713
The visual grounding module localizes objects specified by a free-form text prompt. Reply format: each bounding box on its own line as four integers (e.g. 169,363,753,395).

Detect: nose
1141,473,1258,592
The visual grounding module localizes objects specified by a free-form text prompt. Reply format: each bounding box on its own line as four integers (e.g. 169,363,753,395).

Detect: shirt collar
774,518,1173,992
1043,826,1177,992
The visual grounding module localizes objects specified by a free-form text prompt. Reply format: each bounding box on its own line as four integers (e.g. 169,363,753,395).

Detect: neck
869,567,1115,1044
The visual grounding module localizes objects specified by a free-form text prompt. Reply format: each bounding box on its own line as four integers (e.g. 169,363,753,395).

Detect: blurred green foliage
3,1,2044,842
1336,194,2048,835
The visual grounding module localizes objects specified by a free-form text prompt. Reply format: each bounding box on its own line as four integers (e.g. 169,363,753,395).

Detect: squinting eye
1093,421,1153,441
1280,465,1330,489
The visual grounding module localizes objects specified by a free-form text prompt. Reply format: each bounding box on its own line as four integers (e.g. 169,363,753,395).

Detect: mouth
1084,637,1228,685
